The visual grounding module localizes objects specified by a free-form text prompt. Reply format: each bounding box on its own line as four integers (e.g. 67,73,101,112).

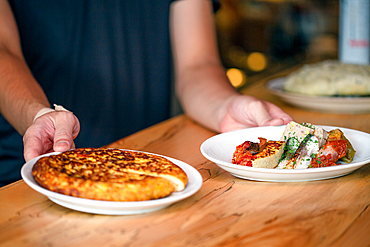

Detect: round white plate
200,125,370,182
266,77,370,113
21,150,202,215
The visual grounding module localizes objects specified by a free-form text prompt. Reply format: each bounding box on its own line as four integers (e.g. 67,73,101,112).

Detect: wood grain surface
1,70,370,247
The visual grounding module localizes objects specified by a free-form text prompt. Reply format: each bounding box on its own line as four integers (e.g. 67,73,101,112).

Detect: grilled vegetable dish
232,121,356,169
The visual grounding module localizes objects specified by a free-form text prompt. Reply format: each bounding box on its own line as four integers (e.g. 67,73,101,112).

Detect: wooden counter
1,72,370,247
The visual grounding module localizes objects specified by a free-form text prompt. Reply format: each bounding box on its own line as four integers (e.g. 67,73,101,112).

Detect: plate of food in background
266,60,370,113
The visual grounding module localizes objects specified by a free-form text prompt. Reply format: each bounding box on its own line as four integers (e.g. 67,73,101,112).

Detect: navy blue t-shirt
0,0,220,186
1,0,176,186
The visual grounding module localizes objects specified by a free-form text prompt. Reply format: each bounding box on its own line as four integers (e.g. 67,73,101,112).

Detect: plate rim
21,149,203,214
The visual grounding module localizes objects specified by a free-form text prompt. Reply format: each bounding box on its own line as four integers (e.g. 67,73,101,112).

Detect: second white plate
266,77,370,113
200,125,370,182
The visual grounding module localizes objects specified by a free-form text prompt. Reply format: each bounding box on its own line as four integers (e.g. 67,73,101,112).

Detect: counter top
1,70,370,247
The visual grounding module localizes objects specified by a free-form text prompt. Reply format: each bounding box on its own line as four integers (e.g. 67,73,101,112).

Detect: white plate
200,125,370,182
266,77,370,113
21,150,202,215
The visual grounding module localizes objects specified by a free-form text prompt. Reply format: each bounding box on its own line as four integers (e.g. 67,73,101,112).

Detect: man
0,0,292,186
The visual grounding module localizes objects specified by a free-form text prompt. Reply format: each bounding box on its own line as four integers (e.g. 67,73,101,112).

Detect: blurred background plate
266,77,370,114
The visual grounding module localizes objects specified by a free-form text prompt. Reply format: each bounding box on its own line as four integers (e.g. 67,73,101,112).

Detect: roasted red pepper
310,139,347,168
232,138,267,166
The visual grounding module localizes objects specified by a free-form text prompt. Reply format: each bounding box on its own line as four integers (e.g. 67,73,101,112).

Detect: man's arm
170,0,293,133
0,0,80,161
0,0,50,134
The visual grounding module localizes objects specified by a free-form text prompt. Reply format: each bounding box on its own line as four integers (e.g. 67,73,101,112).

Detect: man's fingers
23,125,52,162
264,118,285,126
246,100,276,126
53,139,72,152
23,135,43,162
23,111,80,161
224,96,294,130
265,102,294,126
53,113,80,152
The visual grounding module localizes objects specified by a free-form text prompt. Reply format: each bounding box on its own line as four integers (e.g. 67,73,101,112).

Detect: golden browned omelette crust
32,148,188,201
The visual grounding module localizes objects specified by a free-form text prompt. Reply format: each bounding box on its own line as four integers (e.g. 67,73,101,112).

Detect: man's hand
218,95,293,133
23,111,80,162
170,0,293,134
